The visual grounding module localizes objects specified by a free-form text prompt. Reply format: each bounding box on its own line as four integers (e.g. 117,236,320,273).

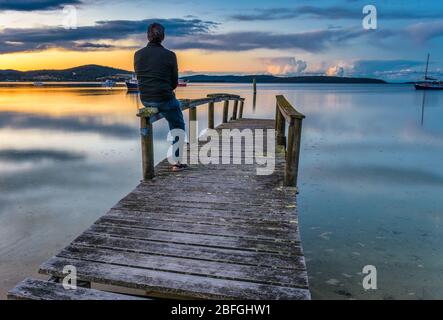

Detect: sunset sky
0,0,442,80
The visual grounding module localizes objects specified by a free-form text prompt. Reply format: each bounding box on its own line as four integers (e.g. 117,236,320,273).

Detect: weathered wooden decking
30,118,310,300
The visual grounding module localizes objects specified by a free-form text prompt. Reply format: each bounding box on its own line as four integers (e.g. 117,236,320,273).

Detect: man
134,22,187,171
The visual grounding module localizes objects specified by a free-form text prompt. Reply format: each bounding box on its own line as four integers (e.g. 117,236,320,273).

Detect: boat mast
424,53,430,80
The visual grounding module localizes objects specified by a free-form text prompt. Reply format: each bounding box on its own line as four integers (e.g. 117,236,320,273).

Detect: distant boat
125,74,139,93
178,79,188,87
101,79,115,88
415,54,443,90
33,81,44,87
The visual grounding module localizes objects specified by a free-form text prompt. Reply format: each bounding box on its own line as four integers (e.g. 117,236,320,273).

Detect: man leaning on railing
134,22,188,172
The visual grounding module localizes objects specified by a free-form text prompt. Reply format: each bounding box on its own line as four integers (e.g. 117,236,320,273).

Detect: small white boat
101,79,115,88
33,81,44,87
125,74,139,93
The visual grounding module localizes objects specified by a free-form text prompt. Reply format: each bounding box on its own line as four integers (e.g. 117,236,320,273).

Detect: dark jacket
134,42,178,102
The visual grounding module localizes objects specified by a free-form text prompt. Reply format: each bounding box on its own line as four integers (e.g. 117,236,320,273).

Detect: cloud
0,149,85,162
0,112,137,138
74,42,115,49
0,18,217,53
326,65,345,77
260,57,307,76
230,6,442,21
0,0,81,11
407,20,443,43
349,59,428,80
167,28,365,52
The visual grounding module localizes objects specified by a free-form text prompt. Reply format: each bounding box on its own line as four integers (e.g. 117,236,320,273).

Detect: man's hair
147,23,165,43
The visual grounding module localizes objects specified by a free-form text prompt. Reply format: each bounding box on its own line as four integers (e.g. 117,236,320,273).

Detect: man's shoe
171,163,189,172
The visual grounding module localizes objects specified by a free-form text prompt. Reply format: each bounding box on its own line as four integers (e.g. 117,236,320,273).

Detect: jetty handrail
275,95,306,188
137,93,245,180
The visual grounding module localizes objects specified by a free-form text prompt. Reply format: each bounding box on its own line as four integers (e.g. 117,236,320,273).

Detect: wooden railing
275,95,306,188
137,93,245,180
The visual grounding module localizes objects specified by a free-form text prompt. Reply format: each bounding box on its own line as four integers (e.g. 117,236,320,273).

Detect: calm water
0,83,442,299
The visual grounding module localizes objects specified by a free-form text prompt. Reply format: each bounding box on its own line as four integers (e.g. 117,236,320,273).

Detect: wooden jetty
8,94,309,300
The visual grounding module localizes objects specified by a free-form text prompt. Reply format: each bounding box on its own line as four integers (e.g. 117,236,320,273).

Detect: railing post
222,100,229,123
140,116,154,180
275,103,286,146
239,99,244,119
208,101,214,129
285,118,303,188
231,100,239,120
189,107,197,144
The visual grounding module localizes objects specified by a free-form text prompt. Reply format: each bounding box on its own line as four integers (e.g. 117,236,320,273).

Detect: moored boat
178,79,188,87
125,75,139,93
101,79,115,88
415,54,443,90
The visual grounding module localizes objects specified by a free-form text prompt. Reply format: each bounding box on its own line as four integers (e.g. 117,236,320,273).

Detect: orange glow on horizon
0,48,266,74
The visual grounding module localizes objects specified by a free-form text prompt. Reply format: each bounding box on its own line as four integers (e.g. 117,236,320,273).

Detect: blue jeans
142,97,185,162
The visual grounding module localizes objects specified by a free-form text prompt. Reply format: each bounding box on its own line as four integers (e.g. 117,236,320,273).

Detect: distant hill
0,65,132,81
0,65,387,83
181,74,387,84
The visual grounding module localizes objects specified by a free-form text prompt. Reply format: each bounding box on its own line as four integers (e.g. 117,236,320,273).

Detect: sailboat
415,54,443,90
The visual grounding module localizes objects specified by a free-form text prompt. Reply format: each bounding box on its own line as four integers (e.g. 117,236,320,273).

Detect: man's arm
171,52,179,90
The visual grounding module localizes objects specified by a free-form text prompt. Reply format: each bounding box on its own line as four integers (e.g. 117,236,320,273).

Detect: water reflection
0,83,442,300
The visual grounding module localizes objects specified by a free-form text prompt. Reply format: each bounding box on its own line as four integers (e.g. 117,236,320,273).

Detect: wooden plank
103,210,298,234
95,216,300,241
106,209,298,230
8,278,145,300
276,95,305,124
111,203,297,223
73,233,305,269
116,198,297,215
40,257,310,299
55,245,308,288
125,189,295,208
86,224,300,254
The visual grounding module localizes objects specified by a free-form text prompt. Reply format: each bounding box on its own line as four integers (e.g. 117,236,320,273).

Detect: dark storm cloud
0,112,137,139
230,6,442,21
0,0,81,11
167,28,365,52
0,149,85,162
0,18,218,53
74,42,115,49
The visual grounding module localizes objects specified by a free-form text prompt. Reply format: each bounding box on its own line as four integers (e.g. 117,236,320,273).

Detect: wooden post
275,103,286,146
140,116,154,180
189,107,197,144
239,100,244,119
231,100,239,120
208,101,214,129
253,77,257,94
222,100,229,123
284,118,303,188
